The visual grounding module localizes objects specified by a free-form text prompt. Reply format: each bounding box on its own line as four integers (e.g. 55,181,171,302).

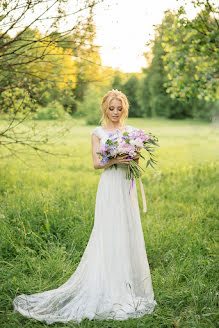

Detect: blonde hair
99,89,129,127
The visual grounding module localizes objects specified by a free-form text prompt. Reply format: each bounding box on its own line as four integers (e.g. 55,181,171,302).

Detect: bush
76,85,102,125
0,88,37,119
33,101,70,120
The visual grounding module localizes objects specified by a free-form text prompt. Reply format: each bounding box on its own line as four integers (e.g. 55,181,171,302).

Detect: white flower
129,150,136,157
129,139,136,146
117,145,124,154
111,149,118,157
134,138,143,148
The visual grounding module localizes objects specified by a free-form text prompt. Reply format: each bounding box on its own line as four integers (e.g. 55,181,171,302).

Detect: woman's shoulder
126,125,138,132
90,125,138,137
90,126,103,138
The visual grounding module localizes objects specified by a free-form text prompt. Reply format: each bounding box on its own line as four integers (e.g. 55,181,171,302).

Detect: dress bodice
90,125,137,144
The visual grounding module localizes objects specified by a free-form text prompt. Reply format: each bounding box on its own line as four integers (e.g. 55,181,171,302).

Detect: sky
93,0,198,73
5,0,198,73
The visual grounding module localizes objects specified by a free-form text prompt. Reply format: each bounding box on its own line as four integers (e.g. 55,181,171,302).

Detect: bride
13,89,157,324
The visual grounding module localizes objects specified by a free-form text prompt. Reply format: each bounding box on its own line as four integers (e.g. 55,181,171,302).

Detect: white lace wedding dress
13,125,157,324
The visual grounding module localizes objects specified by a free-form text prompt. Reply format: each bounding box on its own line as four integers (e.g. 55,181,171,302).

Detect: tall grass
0,118,218,328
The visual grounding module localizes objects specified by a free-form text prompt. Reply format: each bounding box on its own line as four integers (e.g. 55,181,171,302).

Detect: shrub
76,86,102,125
33,101,70,120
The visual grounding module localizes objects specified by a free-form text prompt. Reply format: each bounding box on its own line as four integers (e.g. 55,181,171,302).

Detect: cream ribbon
129,177,147,213
139,177,147,212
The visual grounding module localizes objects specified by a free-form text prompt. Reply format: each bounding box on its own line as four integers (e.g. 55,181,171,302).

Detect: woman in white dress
13,89,157,324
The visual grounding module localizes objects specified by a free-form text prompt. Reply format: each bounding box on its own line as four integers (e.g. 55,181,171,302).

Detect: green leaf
149,161,155,169
146,159,150,168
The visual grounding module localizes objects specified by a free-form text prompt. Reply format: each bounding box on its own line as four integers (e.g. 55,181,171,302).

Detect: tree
0,0,104,159
137,76,152,117
123,75,142,117
139,7,217,120
140,12,191,119
161,1,219,102
111,70,123,90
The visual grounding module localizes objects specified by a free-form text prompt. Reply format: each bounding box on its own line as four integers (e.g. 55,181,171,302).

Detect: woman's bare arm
91,134,115,169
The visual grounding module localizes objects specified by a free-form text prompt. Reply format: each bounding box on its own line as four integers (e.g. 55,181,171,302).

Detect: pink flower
120,143,135,153
140,135,150,141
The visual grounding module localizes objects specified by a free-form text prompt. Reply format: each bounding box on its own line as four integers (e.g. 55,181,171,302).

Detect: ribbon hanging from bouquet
139,177,147,212
128,177,147,213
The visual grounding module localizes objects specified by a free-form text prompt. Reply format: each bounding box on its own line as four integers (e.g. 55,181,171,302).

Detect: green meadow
0,118,218,328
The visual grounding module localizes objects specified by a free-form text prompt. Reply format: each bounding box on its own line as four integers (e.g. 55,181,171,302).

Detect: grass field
0,117,218,328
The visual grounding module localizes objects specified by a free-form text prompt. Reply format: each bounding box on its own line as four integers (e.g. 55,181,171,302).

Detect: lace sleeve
90,127,101,139
127,125,138,133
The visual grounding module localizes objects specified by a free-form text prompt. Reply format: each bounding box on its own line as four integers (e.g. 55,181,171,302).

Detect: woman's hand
112,152,140,165
132,152,140,164
112,154,132,165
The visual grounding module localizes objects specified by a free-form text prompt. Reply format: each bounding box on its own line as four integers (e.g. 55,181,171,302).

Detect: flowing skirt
13,164,157,324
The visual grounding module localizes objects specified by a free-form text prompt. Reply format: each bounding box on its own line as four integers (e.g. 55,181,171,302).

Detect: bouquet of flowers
97,128,160,181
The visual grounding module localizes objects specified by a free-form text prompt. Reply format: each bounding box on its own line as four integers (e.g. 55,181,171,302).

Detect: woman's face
107,98,123,123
